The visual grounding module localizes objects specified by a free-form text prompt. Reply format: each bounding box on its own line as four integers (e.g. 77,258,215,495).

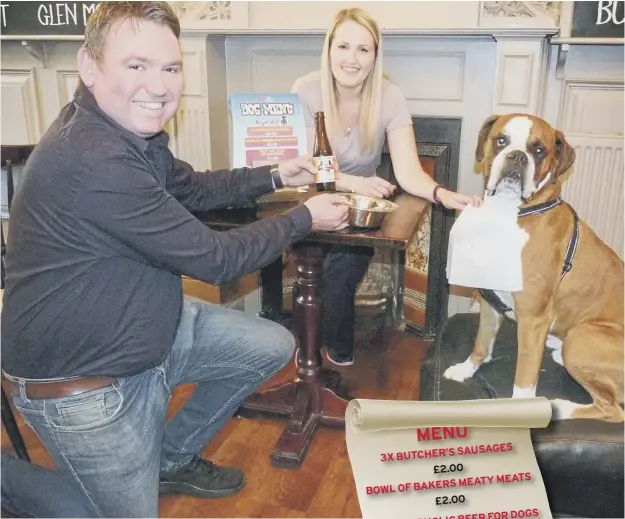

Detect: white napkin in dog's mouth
446,190,529,292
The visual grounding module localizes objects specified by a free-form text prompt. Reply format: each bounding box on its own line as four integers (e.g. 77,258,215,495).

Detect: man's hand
277,155,316,187
304,194,349,231
343,174,396,198
437,189,483,211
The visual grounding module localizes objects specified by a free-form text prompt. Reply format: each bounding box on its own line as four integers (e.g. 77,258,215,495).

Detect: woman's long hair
320,8,383,154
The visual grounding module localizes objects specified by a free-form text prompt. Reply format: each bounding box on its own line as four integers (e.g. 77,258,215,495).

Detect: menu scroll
345,398,553,519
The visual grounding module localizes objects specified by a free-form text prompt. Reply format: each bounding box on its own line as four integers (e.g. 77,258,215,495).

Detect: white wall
224,34,496,203
1,41,80,145
246,1,480,31
543,44,624,259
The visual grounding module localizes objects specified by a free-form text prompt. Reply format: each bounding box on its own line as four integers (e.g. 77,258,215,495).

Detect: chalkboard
0,2,101,37
571,0,624,38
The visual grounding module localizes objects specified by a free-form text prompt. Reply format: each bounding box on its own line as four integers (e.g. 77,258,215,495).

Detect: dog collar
518,196,563,217
480,196,580,316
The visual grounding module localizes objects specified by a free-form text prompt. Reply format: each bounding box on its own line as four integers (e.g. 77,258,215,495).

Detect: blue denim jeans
1,453,98,517
8,300,295,518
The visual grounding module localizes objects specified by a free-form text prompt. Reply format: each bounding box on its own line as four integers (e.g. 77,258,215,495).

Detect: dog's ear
554,130,576,179
475,115,500,162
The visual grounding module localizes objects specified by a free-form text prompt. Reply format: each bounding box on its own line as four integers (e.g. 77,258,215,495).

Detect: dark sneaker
294,347,355,367
159,457,245,498
325,349,354,367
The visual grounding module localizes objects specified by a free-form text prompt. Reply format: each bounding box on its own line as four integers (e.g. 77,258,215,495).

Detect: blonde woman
291,8,479,366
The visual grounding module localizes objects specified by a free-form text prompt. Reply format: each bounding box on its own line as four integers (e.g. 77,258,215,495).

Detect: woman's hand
342,174,396,198
437,189,482,211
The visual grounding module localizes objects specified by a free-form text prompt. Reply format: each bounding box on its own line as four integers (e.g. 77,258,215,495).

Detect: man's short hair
83,1,180,64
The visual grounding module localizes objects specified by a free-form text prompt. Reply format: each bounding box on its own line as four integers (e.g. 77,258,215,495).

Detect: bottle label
313,155,336,183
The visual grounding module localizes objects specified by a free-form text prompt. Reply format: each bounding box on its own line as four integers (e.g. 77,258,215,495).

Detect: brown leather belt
2,375,116,400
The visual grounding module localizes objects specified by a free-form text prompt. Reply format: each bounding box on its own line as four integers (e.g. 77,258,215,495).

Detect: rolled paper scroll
345,398,553,519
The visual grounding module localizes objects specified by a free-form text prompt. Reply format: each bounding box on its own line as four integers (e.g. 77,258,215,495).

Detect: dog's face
475,114,576,202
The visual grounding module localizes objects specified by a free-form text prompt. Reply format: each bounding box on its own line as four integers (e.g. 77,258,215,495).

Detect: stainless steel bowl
340,194,399,229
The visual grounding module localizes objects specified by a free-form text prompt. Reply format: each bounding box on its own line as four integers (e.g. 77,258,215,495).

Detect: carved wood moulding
174,1,250,30
177,1,232,21
480,1,561,27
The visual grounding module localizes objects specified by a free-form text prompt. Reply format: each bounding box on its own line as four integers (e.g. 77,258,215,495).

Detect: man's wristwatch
270,164,284,189
432,184,444,205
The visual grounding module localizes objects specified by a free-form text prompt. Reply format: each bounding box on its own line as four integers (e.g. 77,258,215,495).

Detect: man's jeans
8,300,295,518
1,453,98,518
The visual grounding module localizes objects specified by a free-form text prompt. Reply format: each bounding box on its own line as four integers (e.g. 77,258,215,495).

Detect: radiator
561,134,624,260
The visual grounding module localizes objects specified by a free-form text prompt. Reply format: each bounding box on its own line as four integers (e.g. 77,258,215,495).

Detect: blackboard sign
571,0,624,38
0,2,100,37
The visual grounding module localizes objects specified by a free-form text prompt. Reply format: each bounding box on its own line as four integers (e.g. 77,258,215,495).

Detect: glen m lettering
37,2,97,26
416,427,469,442
597,0,624,25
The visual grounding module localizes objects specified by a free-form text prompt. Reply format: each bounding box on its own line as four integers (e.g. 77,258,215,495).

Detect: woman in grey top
292,7,479,365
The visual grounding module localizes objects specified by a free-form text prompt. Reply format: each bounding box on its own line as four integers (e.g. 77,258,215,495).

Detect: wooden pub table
194,188,427,469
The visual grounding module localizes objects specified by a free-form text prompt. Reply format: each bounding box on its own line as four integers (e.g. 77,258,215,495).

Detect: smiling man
79,8,183,137
1,2,348,517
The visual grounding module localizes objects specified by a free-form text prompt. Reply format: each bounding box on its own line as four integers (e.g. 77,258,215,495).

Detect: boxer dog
444,113,624,423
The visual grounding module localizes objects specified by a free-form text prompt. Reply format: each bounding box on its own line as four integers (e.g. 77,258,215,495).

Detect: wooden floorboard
2,324,431,518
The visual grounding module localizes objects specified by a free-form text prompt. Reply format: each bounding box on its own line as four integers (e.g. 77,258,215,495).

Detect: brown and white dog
443,113,624,423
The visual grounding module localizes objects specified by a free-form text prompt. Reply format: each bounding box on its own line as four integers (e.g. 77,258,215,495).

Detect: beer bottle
313,111,336,192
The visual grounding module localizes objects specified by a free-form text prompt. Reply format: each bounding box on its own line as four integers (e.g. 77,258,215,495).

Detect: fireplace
379,117,462,340
280,116,461,340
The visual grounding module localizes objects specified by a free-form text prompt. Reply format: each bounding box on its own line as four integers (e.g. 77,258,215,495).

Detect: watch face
271,168,283,188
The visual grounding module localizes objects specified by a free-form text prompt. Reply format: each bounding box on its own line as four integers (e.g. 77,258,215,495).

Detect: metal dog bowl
341,194,398,229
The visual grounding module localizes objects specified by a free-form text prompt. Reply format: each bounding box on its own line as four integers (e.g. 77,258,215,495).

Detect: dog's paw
551,399,584,420
443,359,479,382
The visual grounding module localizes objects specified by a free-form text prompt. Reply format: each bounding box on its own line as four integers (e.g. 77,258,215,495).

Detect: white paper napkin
446,189,529,292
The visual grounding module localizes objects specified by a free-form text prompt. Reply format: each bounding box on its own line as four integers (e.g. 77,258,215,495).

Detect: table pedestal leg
239,244,349,469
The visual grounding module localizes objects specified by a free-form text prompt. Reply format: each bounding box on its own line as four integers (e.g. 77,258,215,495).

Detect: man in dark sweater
1,2,348,516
